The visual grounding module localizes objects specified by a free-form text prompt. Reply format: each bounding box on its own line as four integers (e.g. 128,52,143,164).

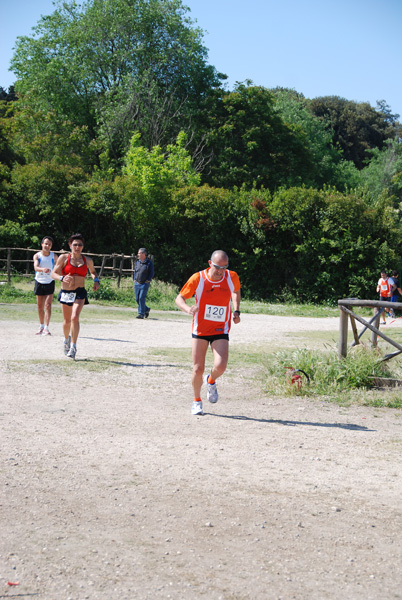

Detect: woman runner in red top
52,233,100,359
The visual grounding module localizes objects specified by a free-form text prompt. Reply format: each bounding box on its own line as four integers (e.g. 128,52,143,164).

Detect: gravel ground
1,306,401,599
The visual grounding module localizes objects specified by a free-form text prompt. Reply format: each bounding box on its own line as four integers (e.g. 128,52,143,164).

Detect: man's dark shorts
58,287,89,306
34,281,55,296
192,333,229,345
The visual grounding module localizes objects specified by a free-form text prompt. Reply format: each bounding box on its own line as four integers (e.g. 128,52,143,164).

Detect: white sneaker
36,326,44,335
192,401,203,415
204,373,218,403
42,328,51,336
64,336,71,355
67,345,76,360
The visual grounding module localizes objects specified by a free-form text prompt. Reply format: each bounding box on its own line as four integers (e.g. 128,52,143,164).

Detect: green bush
88,279,119,302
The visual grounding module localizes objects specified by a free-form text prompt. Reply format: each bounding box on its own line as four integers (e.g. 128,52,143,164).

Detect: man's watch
234,310,240,315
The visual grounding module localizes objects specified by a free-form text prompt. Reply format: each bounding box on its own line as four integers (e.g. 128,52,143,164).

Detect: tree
2,95,99,171
358,139,402,205
203,82,314,190
271,88,360,190
310,96,398,169
0,86,17,102
266,187,401,302
7,161,88,242
10,0,222,159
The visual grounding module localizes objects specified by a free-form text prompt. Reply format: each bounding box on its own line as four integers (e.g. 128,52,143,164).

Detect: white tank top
35,252,55,284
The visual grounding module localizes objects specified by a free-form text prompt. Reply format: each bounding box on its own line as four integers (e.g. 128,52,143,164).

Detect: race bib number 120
204,304,227,322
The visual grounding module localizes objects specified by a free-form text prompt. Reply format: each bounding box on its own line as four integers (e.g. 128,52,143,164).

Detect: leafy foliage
268,347,391,397
271,88,360,190
357,139,402,205
123,131,200,195
310,96,397,169
203,83,314,190
10,0,221,159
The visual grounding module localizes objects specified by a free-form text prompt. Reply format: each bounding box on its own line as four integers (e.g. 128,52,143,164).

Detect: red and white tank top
179,269,241,336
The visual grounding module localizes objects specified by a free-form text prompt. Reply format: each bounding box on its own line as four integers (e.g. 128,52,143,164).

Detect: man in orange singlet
376,269,392,325
175,250,241,415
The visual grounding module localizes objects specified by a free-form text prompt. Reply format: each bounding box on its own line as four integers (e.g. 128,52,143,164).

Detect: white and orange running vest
180,268,241,336
378,277,392,297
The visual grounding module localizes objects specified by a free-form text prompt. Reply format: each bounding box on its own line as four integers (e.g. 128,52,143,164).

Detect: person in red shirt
175,250,241,415
52,233,100,359
376,269,392,324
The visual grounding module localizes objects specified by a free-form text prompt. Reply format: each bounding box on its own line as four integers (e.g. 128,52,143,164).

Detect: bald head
211,250,229,263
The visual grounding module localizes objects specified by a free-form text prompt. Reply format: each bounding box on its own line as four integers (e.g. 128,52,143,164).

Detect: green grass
0,275,346,317
263,346,402,408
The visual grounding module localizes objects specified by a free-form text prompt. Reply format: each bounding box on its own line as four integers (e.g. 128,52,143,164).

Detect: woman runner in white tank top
33,236,56,335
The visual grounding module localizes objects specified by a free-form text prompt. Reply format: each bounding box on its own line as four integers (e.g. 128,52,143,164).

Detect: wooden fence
0,247,138,288
338,297,402,362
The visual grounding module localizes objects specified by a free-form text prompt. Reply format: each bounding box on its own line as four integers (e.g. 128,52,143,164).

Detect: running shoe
204,373,218,404
64,336,71,355
67,345,76,360
42,328,51,336
36,326,44,335
192,401,203,415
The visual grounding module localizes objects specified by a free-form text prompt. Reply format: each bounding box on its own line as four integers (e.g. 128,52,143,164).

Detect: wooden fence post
338,306,348,359
112,254,117,278
100,255,107,278
371,308,380,348
7,248,12,283
117,253,124,288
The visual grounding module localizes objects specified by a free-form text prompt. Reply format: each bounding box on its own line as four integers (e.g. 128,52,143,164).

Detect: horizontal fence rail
0,247,140,288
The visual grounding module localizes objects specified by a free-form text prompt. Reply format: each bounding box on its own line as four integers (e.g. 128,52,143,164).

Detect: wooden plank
349,311,360,345
351,311,381,346
339,298,402,309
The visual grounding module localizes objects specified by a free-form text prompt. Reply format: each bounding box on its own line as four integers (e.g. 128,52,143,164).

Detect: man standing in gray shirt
134,248,154,319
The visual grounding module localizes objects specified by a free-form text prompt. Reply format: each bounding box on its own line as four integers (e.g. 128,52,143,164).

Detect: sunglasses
211,261,229,270
72,243,83,247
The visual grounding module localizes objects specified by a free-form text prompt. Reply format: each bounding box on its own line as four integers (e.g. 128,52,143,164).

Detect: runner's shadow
206,413,375,431
78,358,178,368
81,336,135,344
0,594,39,598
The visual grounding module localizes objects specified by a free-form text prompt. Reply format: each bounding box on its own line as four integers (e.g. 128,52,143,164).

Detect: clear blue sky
1,0,401,118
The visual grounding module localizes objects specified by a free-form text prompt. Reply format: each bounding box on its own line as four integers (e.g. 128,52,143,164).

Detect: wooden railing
0,247,138,287
338,298,402,362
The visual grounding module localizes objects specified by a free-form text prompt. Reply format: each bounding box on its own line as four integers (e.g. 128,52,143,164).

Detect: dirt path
1,307,401,599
